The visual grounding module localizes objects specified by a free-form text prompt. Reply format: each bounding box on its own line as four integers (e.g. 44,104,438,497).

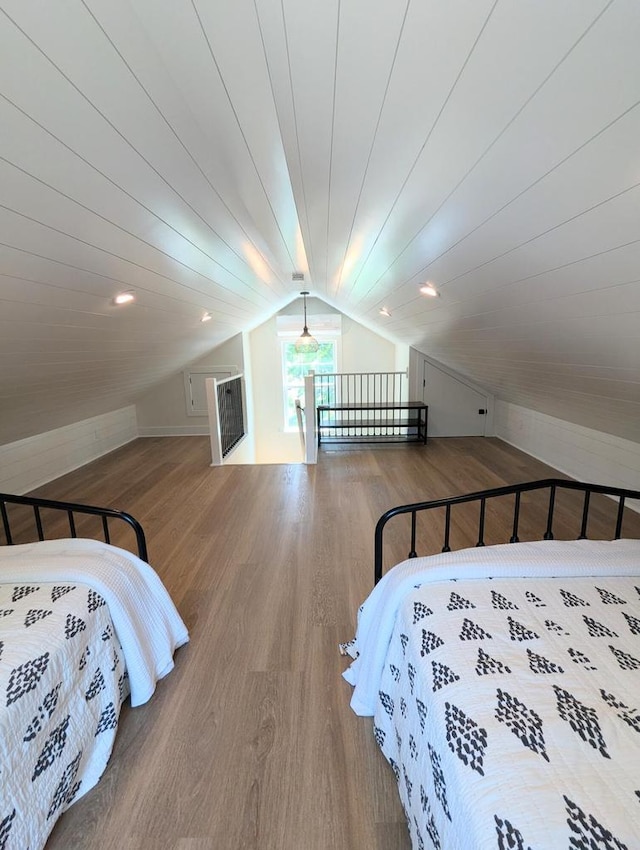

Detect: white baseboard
137,426,210,437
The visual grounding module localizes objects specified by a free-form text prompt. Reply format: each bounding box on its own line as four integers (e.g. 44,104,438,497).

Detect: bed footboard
0,492,148,561
374,478,640,584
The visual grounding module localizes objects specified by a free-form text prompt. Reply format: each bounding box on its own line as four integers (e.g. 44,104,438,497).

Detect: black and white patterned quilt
0,580,127,850
0,537,189,850
343,539,640,849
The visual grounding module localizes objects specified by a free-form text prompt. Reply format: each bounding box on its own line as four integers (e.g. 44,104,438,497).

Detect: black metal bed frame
374,478,640,584
0,492,148,562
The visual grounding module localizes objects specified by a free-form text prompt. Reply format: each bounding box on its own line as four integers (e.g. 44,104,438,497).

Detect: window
282,340,337,430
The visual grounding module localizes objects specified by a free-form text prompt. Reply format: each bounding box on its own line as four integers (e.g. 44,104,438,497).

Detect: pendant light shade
294,291,319,353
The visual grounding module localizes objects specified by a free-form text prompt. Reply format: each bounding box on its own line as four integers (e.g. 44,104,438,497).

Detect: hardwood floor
17,436,639,850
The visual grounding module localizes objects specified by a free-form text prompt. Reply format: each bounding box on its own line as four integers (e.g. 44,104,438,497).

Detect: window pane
284,387,305,429
282,339,337,429
286,363,307,382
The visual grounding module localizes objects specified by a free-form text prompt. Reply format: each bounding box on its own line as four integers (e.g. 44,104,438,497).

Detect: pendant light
294,291,319,353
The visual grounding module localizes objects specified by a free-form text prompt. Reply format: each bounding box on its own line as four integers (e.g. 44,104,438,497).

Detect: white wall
395,343,410,376
136,335,244,435
250,307,401,464
250,314,297,464
135,303,403,463
341,315,404,374
409,348,495,436
495,401,640,501
5,388,637,500
0,407,137,495
0,314,401,489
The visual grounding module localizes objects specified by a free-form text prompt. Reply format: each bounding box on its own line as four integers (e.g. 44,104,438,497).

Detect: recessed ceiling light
114,291,135,305
379,307,392,317
201,312,212,323
419,283,439,298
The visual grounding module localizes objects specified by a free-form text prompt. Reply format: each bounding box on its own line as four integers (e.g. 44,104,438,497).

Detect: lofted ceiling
1,0,639,446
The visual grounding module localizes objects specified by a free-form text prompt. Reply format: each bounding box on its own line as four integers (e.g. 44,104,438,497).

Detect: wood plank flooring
15,436,639,850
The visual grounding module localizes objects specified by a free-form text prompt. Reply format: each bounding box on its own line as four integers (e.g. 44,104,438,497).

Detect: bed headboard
0,492,148,562
374,478,640,584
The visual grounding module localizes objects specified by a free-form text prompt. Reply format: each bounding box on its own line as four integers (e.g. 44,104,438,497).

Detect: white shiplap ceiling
1,0,639,445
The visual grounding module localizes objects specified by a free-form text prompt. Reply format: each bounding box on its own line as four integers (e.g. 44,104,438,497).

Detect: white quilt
0,539,189,850
343,539,640,849
0,538,189,706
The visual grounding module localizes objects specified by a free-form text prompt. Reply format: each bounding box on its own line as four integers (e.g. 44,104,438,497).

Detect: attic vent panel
184,368,236,416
